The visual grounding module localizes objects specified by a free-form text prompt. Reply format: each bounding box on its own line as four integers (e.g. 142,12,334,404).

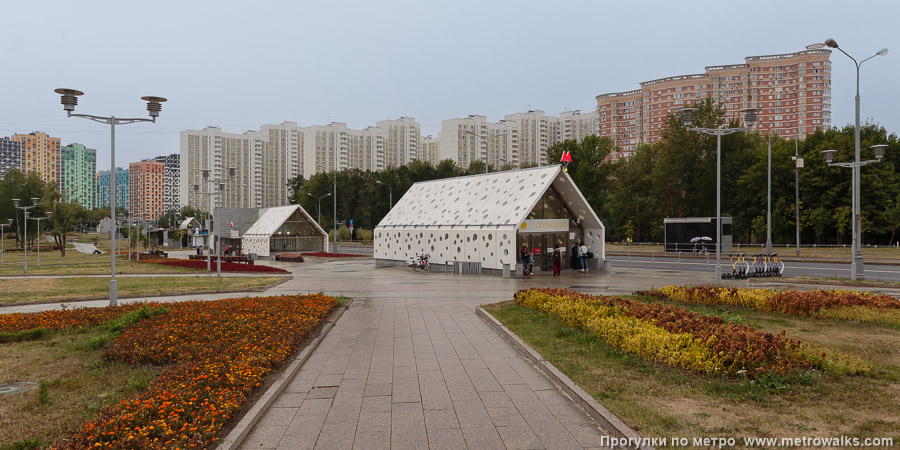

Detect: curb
217,298,352,450
476,306,653,450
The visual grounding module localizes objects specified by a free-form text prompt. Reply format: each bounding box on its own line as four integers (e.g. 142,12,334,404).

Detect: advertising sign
518,219,568,234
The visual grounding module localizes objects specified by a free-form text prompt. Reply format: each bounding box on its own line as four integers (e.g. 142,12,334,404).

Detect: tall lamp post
765,124,773,254
464,130,509,174
200,168,235,277
307,192,331,226
823,39,889,280
317,164,338,252
822,144,888,281
375,181,392,210
12,198,40,274
31,212,52,267
54,89,166,306
680,108,757,283
0,219,11,264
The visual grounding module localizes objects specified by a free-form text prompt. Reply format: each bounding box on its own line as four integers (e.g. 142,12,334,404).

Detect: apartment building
153,153,181,215
301,122,384,179
503,111,555,166
0,137,21,179
439,115,520,169
259,122,302,207
96,168,129,212
596,46,832,160
376,117,421,168
61,143,97,209
129,160,165,224
11,131,61,185
558,110,597,143
420,136,440,165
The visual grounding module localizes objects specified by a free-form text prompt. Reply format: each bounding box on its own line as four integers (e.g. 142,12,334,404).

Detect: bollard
842,244,846,256
706,253,710,266
678,251,682,263
874,245,878,263
628,250,631,261
813,244,816,258
651,250,655,262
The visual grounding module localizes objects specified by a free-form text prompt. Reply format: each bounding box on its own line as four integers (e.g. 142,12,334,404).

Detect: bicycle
406,254,431,272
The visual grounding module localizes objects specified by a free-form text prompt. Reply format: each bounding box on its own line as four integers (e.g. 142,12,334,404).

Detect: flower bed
301,252,368,258
0,293,336,449
138,258,289,273
515,288,868,378
638,285,900,325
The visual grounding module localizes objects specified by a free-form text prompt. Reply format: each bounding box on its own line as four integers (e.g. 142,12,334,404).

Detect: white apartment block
376,117,420,168
301,122,385,179
558,110,597,143
439,115,520,170
420,136,440,165
259,122,303,207
503,110,556,166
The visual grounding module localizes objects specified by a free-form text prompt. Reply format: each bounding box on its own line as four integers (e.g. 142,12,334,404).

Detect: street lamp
375,181,392,210
317,164,338,252
54,88,166,306
194,183,224,277
463,130,509,174
765,124,773,254
823,144,888,280
0,219,11,264
307,192,331,226
823,38,889,280
681,107,757,283
31,211,52,267
12,198,39,274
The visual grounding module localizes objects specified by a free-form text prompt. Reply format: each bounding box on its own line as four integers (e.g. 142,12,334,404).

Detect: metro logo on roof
560,151,572,163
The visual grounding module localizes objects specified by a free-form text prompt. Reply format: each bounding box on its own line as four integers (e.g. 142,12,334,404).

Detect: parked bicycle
405,253,431,272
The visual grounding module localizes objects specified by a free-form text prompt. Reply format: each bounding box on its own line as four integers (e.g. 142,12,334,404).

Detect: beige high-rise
376,117,420,168
439,115,520,169
597,46,832,160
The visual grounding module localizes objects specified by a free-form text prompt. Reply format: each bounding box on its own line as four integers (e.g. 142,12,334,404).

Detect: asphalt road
607,255,900,282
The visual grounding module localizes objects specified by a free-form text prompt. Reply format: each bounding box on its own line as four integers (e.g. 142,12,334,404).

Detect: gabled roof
180,217,201,229
375,165,603,230
242,205,326,237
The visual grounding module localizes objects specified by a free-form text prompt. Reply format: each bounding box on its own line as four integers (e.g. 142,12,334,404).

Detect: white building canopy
241,205,328,257
179,217,201,230
375,165,605,271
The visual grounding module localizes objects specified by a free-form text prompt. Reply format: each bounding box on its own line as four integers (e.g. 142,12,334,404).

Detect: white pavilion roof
376,165,603,230
243,205,325,237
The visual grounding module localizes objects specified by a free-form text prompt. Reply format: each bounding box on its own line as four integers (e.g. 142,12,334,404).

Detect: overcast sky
2,0,897,169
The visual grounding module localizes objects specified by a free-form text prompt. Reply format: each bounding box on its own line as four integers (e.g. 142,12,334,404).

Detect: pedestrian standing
520,243,533,276
571,243,579,270
551,244,562,276
580,242,588,272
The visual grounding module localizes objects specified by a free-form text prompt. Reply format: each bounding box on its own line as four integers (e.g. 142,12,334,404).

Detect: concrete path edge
476,306,654,450
217,299,352,450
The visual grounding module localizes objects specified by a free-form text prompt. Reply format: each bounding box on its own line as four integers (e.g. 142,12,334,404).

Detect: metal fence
606,242,900,263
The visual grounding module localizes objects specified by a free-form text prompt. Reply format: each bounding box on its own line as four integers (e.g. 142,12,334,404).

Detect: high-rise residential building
153,153,181,215
0,137,21,179
420,136,441,165
301,122,384,179
596,46,832,160
376,117,421,168
61,143,97,209
503,111,556,166
439,115,520,169
11,131,61,184
97,168,130,212
558,110,597,143
259,122,303,207
129,160,165,224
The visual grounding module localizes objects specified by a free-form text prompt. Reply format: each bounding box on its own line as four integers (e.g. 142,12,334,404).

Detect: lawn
0,294,336,448
0,276,288,305
487,288,900,442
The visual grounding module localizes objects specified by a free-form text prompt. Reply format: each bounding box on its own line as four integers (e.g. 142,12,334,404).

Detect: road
607,255,900,282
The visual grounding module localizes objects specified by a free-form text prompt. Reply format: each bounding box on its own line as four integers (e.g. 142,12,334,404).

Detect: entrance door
543,234,569,271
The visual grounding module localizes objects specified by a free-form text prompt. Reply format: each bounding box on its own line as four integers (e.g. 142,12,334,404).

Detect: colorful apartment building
61,143,97,209
97,168,130,212
129,160,165,223
11,131,61,184
153,153,180,215
596,46,832,160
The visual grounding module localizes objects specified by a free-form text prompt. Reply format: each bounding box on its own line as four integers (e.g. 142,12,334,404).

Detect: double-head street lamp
31,211,52,267
11,198,40,274
307,192,331,226
822,144,888,281
55,89,166,306
317,164,338,252
0,219,12,264
463,130,509,174
375,181,392,210
681,107,758,283
823,38,889,281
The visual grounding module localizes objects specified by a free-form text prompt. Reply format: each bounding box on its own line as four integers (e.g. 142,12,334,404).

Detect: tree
0,170,49,249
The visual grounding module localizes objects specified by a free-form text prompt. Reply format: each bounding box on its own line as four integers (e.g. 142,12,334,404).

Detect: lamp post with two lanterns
307,192,331,227
823,38,889,281
11,198,40,274
679,107,758,283
54,89,166,306
31,211,52,266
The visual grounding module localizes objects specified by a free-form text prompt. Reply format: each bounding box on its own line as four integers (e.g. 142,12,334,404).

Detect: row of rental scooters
723,253,785,279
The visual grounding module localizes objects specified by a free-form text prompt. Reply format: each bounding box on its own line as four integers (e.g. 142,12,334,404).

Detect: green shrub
0,327,48,343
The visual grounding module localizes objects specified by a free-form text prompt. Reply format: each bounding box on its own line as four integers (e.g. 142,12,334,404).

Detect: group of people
520,241,590,277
